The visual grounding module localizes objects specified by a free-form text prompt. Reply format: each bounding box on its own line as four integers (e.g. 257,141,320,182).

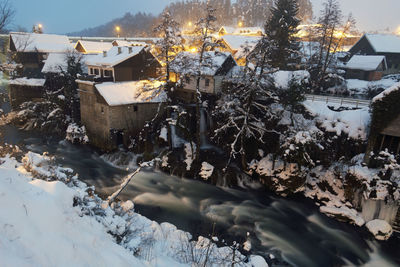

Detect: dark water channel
0,77,399,267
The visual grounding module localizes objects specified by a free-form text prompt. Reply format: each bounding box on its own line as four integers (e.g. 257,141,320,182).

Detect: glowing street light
396,25,400,36
238,21,243,27
188,21,192,27
38,24,43,29
190,47,197,53
115,26,121,37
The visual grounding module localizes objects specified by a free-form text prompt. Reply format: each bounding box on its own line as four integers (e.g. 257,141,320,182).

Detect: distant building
170,51,237,101
9,32,72,77
219,35,261,66
74,40,113,54
84,46,161,82
344,55,387,81
218,26,264,36
77,80,166,150
111,40,148,47
349,34,400,74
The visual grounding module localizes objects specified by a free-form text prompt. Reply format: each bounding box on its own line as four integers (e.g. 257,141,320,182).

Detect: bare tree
0,0,14,33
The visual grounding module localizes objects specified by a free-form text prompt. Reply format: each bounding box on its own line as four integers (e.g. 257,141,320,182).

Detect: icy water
0,80,399,266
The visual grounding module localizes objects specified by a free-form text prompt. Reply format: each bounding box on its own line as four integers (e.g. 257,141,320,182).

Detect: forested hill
67,12,156,37
68,0,313,37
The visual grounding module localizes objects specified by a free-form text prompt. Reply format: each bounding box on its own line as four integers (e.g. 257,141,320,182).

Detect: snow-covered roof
9,77,46,87
233,27,264,35
74,40,113,54
112,40,147,47
41,53,97,74
218,26,236,35
363,34,400,54
345,55,387,71
10,32,72,53
373,81,400,103
85,46,145,67
171,51,235,76
95,80,166,106
221,35,261,58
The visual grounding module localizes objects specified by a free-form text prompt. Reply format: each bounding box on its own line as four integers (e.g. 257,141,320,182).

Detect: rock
365,219,393,241
320,205,365,226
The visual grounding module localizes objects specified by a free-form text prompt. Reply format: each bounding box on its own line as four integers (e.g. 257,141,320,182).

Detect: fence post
356,100,359,108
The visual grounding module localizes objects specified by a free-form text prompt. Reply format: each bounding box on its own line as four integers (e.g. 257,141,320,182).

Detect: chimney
103,51,107,57
128,47,132,54
118,47,122,54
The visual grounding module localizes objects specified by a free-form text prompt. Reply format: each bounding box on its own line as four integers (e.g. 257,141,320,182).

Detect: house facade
344,55,387,81
85,46,161,82
349,34,400,75
170,51,237,102
78,80,166,151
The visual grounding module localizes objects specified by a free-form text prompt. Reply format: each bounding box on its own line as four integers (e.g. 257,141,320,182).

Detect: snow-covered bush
66,123,89,144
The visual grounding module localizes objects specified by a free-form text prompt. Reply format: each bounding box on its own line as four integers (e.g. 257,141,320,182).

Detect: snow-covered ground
0,152,267,267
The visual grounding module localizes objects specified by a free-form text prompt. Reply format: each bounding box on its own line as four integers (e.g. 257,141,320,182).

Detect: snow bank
372,81,400,103
365,220,393,241
9,77,45,87
272,70,310,90
0,156,144,267
303,100,370,140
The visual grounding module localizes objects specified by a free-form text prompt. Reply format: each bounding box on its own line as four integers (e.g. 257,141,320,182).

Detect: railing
305,94,371,108
77,75,114,83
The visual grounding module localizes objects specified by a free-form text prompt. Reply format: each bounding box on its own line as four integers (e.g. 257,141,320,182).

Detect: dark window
205,78,210,87
94,69,99,75
134,105,138,112
104,70,113,77
101,106,104,114
185,76,190,83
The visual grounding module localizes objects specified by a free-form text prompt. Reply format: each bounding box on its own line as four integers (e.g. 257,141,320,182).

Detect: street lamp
238,21,243,27
188,21,192,27
115,26,121,38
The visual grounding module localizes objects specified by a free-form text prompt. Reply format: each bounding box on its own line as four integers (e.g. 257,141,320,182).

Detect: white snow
85,46,146,67
365,219,393,240
364,34,400,54
9,77,45,87
320,206,365,226
346,77,398,96
345,55,386,71
95,80,167,106
10,32,72,53
112,40,148,47
372,81,400,103
171,51,235,76
184,142,196,171
273,70,310,89
303,100,370,140
74,40,113,54
159,126,168,142
221,35,261,58
199,162,214,180
42,53,95,74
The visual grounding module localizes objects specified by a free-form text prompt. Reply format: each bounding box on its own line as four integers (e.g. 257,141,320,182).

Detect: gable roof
95,80,166,106
221,35,261,58
74,40,113,54
352,34,400,54
112,40,148,47
10,32,72,53
218,26,236,35
170,51,236,76
85,46,146,67
345,55,387,71
41,53,97,74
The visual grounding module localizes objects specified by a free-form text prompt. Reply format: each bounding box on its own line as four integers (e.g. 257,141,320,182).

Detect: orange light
38,24,43,29
115,26,121,32
396,25,400,35
188,21,192,27
238,21,243,27
190,47,197,53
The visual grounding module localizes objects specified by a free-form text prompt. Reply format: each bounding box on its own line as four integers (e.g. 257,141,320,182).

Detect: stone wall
8,84,44,109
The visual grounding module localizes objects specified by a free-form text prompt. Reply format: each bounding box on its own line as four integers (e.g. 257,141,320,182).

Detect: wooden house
74,40,113,54
84,46,161,82
344,55,387,81
170,51,237,101
77,80,166,150
9,32,72,77
349,34,400,75
219,35,261,66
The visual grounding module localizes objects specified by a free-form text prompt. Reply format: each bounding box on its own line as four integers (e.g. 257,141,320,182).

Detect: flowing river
0,79,399,266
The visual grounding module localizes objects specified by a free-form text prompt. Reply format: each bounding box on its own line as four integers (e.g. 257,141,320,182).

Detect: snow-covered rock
199,162,214,180
365,220,393,241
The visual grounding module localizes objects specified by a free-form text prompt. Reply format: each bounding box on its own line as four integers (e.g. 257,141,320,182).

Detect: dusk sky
10,0,400,34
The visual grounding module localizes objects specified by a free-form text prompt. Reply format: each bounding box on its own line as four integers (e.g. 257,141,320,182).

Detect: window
101,106,104,114
94,69,99,75
89,68,93,75
104,70,113,77
185,76,190,83
205,78,210,87
133,105,138,112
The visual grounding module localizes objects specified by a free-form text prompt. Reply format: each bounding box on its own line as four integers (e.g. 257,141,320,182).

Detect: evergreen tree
265,0,300,70
153,10,183,82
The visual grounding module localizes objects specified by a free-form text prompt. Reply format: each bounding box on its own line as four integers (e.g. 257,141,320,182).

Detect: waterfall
361,198,399,224
199,108,209,148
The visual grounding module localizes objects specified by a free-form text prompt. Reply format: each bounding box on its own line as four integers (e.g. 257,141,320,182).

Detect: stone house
74,40,113,54
77,80,166,151
344,55,387,81
9,32,72,77
170,51,237,102
85,46,161,82
349,34,400,75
